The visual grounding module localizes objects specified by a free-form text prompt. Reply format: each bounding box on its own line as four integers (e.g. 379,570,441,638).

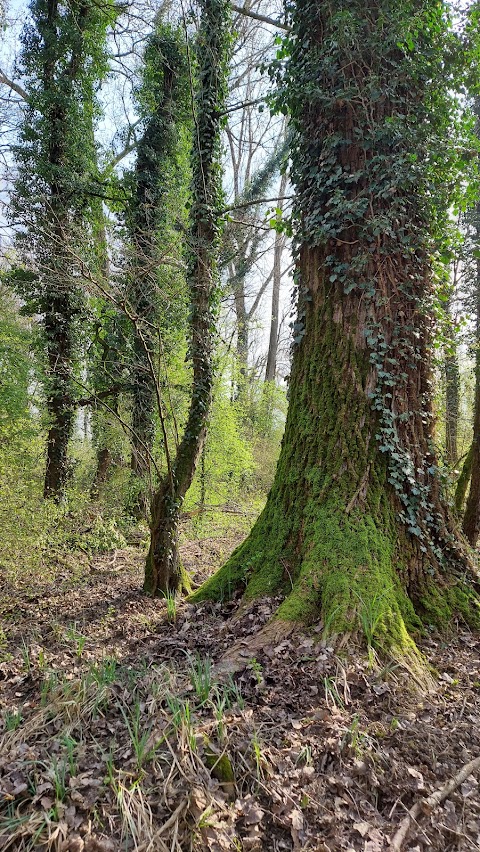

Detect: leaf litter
0,539,479,851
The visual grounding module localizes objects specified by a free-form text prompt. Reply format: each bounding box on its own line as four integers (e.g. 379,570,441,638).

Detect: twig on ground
156,798,189,837
389,755,480,852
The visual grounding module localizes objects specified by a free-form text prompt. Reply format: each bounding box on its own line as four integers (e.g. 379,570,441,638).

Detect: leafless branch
224,195,292,213
0,69,28,101
230,3,289,31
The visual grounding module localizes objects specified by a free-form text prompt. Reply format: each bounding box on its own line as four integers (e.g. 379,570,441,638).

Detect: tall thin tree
126,24,190,516
144,0,232,595
12,0,113,500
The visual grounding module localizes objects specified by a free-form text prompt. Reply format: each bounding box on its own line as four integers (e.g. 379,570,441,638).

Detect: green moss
204,750,235,782
448,585,480,627
275,498,422,654
193,489,420,656
192,494,480,665
419,581,480,629
203,739,235,796
179,562,193,596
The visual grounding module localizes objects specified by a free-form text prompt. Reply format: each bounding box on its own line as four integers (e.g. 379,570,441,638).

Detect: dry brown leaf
353,821,371,838
243,804,264,825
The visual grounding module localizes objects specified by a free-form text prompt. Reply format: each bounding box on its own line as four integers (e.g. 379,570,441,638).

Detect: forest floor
1,527,480,852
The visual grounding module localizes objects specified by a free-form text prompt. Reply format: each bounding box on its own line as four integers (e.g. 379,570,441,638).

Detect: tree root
213,619,295,676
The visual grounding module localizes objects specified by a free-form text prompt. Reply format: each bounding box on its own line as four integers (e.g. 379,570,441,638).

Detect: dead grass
1,543,480,851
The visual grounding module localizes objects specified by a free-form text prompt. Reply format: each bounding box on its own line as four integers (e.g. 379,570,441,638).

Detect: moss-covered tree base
144,515,192,596
190,494,480,668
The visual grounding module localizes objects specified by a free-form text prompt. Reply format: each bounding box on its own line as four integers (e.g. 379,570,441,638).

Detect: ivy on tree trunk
125,25,190,517
12,0,112,502
144,0,232,595
192,0,480,658
463,192,480,545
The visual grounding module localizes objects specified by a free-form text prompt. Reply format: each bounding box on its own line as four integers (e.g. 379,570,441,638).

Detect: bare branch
76,386,124,407
230,3,289,31
224,194,292,213
107,117,143,168
0,69,28,101
390,755,480,852
222,96,266,115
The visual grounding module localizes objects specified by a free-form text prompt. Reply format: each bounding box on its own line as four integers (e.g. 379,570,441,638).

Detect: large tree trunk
192,0,480,655
463,202,480,545
144,0,231,595
194,243,479,648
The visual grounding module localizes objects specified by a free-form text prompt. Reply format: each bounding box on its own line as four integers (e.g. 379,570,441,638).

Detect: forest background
0,0,292,584
2,0,480,603
3,0,480,849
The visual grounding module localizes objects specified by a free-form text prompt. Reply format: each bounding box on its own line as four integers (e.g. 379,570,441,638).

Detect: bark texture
445,349,460,468
463,206,480,545
265,173,287,383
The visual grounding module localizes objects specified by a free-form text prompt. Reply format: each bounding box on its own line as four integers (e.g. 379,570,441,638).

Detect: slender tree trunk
89,209,118,497
129,204,159,486
265,174,287,383
234,279,249,379
42,0,75,500
44,292,75,499
90,393,119,499
192,0,480,654
200,444,207,512
127,28,188,514
455,445,473,515
90,447,112,496
144,0,231,595
222,130,290,392
144,221,217,592
445,348,460,468
130,325,156,478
